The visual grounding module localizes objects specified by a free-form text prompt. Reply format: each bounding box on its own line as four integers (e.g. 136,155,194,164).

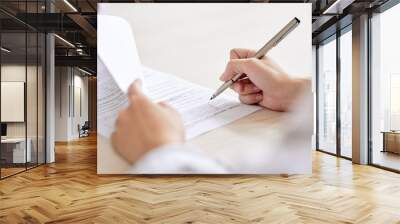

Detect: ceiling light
323,0,354,15
1,47,11,53
63,0,78,12
54,34,75,48
78,67,93,76
323,0,341,14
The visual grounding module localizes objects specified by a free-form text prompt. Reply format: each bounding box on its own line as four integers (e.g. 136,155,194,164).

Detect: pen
210,17,300,101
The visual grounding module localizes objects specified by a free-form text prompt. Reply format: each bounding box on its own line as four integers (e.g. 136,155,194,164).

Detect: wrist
283,78,310,111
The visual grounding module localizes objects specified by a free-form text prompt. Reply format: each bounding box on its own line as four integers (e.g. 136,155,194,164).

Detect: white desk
1,138,32,163
98,4,313,174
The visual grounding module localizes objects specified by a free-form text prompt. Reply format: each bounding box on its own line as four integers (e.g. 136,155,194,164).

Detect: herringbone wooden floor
1,135,400,224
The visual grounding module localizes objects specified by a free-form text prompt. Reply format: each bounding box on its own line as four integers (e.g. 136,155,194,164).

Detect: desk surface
98,4,312,174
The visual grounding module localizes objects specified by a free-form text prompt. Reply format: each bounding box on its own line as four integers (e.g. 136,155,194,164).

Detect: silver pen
210,17,300,100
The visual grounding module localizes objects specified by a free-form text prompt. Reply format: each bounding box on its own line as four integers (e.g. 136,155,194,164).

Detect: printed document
97,57,261,139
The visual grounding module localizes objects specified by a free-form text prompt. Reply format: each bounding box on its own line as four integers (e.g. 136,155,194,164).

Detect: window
317,36,337,154
339,28,352,158
390,74,400,130
370,2,400,171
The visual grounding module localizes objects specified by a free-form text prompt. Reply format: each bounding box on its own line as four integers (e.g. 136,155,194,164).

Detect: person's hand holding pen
219,48,310,112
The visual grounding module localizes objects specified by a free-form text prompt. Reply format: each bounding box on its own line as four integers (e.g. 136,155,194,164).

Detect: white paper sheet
97,15,143,93
142,67,262,139
97,57,261,139
97,57,129,138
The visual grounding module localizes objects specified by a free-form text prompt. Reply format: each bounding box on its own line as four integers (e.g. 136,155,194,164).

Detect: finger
220,58,277,87
128,79,143,97
229,78,251,90
231,82,261,95
233,78,252,84
239,93,263,105
220,58,260,81
230,48,257,59
128,95,153,113
116,108,133,125
128,81,150,105
115,111,124,128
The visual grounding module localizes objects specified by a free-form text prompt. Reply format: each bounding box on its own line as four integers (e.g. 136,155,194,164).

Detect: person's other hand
220,48,309,112
111,80,185,164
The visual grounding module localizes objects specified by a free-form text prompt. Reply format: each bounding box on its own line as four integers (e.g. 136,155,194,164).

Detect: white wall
54,67,89,141
1,65,42,138
71,73,89,138
1,65,26,138
1,82,25,122
55,66,70,141
1,63,46,164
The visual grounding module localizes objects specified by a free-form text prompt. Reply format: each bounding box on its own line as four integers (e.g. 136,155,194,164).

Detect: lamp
54,34,75,48
63,0,78,12
1,47,11,53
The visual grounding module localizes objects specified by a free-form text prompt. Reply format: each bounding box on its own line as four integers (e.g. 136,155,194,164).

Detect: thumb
229,48,257,59
128,79,143,97
220,58,259,81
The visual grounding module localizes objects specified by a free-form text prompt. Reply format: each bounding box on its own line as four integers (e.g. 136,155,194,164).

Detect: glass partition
27,31,38,169
0,2,46,179
26,0,43,169
38,32,46,165
0,31,28,178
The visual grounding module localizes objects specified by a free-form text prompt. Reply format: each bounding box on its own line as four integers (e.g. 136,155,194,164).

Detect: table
1,138,32,164
382,131,400,154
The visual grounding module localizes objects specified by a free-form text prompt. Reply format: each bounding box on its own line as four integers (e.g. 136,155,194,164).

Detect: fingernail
232,83,239,91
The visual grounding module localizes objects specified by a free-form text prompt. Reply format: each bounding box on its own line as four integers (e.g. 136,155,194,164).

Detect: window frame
315,24,353,160
367,0,400,173
0,0,48,180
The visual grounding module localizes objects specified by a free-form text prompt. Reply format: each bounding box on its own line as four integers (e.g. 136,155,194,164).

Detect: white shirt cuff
130,143,228,174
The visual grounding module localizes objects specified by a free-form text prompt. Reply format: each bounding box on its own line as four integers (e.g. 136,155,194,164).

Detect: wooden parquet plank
1,134,400,223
